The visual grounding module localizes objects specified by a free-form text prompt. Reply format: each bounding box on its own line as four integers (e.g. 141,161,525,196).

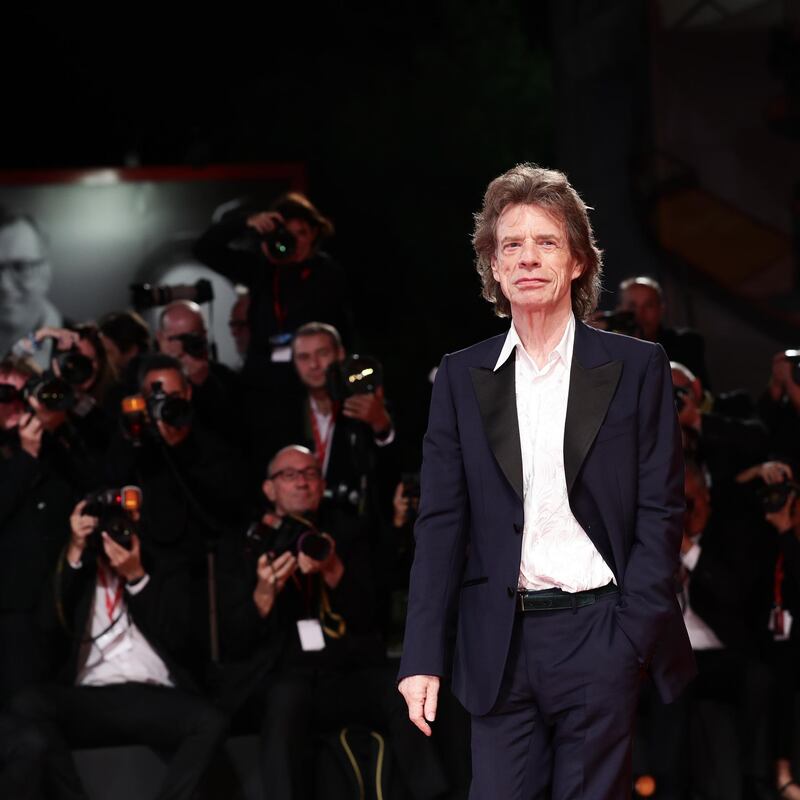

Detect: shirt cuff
681,544,701,572
125,574,150,594
374,426,395,447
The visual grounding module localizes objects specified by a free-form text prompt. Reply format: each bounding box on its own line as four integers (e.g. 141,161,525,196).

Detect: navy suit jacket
398,320,696,716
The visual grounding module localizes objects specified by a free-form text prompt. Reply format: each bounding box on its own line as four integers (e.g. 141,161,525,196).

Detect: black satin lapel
564,359,623,495
469,359,524,501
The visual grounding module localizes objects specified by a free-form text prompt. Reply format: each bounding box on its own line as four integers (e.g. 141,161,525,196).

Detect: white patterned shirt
494,313,616,592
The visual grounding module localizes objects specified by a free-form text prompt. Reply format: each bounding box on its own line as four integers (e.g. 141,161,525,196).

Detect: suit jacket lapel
470,354,524,501
563,322,623,494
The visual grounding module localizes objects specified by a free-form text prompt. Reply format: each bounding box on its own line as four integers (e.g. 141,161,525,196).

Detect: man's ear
571,259,585,280
490,255,500,283
262,478,276,503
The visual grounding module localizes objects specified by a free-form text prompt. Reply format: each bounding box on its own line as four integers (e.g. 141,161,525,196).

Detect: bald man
156,301,242,447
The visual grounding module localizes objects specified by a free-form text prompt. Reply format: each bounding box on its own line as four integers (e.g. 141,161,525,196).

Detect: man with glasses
0,210,64,367
216,444,449,800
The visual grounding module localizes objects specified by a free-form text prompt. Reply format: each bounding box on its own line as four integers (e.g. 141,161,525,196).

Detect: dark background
3,0,798,469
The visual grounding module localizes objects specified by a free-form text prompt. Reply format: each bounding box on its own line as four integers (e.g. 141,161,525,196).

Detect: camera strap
319,583,346,640
96,561,124,621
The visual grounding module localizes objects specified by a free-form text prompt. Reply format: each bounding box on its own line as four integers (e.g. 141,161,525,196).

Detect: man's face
229,295,250,356
0,368,27,430
619,284,663,341
490,204,582,316
293,333,344,391
142,367,192,446
263,448,324,516
0,219,51,335
157,306,209,385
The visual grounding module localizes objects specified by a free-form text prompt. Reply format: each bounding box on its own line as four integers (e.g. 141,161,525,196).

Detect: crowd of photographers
595,277,800,800
0,193,454,800
2,189,800,800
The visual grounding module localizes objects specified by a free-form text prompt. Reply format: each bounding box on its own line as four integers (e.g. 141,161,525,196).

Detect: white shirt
494,312,615,592
75,563,174,688
309,395,396,477
680,539,724,651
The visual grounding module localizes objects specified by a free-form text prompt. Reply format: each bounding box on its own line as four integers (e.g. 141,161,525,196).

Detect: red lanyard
775,553,785,608
272,268,286,331
97,562,124,621
308,400,338,470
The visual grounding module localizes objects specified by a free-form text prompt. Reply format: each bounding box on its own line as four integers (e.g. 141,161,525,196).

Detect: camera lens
57,351,94,385
158,396,192,428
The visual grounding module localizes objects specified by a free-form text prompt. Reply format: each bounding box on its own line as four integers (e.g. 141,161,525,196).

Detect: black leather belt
517,582,618,613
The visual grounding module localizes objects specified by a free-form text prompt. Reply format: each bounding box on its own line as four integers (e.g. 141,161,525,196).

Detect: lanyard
308,399,338,471
96,561,124,622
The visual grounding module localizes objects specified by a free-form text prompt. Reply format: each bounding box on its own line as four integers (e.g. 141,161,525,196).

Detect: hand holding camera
18,408,43,459
342,385,391,434
253,550,298,618
297,532,343,587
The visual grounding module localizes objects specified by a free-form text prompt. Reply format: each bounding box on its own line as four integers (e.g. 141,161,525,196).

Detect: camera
326,354,383,403
130,279,214,311
146,380,192,428
261,221,297,262
83,486,143,550
168,332,208,360
595,310,639,336
757,480,800,514
23,373,75,411
53,346,94,386
245,514,331,562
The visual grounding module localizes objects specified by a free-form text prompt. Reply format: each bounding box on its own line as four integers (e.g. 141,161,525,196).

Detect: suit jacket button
513,523,523,534
507,586,515,597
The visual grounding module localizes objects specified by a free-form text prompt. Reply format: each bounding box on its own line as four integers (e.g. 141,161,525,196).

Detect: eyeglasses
269,467,322,482
0,259,47,286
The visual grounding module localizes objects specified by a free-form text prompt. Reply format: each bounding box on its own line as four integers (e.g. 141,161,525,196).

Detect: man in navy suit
397,164,695,799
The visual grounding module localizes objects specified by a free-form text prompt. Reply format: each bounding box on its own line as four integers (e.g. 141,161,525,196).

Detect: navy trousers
469,591,643,800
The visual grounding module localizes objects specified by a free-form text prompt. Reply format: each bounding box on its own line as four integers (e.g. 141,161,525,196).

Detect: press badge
769,606,793,641
270,345,292,363
297,619,326,651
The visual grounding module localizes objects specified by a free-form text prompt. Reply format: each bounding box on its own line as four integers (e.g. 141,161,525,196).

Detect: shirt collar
493,312,575,373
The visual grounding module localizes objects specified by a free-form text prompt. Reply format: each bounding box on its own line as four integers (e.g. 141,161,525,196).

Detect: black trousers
259,664,450,800
469,593,642,800
10,682,228,800
0,711,48,800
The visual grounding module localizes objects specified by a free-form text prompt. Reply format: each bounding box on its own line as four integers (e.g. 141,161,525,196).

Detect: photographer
9,494,228,800
217,444,448,800
0,354,109,703
98,309,152,397
672,361,768,494
757,350,800,465
194,193,354,375
107,354,248,674
156,300,242,446
280,322,397,518
758,470,800,798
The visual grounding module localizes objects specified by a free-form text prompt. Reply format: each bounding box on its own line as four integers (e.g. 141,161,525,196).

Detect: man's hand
68,499,96,565
342,386,392,435
246,211,284,235
34,327,80,352
736,461,793,485
253,551,297,617
398,675,440,737
103,533,145,583
297,534,344,588
18,411,43,459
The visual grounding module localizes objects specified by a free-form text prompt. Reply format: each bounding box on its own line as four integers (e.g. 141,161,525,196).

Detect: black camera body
84,486,143,551
757,480,800,514
146,381,192,429
170,332,208,360
261,221,297,262
54,346,94,386
130,279,214,312
23,372,75,411
596,310,639,337
246,514,331,562
326,354,383,403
